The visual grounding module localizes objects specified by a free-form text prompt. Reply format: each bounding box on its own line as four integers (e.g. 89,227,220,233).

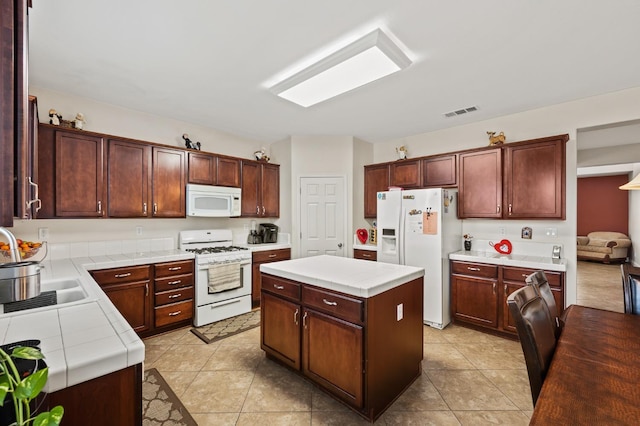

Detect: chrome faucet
0,227,20,262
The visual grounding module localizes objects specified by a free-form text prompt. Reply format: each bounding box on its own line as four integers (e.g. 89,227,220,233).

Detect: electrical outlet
545,227,558,237
38,228,49,241
499,227,506,235
136,226,143,236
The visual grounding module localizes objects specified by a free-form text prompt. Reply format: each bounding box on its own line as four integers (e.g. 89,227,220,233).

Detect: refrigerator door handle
399,206,406,265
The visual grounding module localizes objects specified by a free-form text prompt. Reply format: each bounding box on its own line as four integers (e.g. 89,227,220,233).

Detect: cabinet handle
26,177,42,213
322,298,338,306
262,206,265,215
167,280,182,285
493,283,496,294
497,205,501,214
294,308,299,325
256,206,260,214
168,310,182,317
303,311,308,328
273,284,284,290
97,200,102,214
145,283,149,296
509,204,512,215
268,254,277,258
504,284,507,293
467,267,480,271
168,293,181,299
362,253,371,258
522,273,528,278
168,267,182,271
143,202,147,214
153,203,158,215
114,272,131,278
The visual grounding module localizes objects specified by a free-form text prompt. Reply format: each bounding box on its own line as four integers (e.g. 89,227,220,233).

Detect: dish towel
208,262,242,293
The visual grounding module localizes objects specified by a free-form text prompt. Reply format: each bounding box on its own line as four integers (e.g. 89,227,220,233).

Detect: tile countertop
260,254,424,298
0,248,194,393
449,250,567,272
237,242,292,252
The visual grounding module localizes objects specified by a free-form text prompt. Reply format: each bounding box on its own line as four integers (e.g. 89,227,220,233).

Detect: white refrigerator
377,188,461,329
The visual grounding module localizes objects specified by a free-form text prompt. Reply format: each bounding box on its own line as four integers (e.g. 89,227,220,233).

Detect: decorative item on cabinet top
48,109,62,126
254,147,270,162
182,133,201,150
396,145,408,160
487,131,506,146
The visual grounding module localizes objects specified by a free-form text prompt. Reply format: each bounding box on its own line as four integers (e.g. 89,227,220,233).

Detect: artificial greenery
0,346,63,426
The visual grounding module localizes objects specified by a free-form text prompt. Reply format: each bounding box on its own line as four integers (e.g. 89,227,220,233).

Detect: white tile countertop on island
260,254,424,298
0,238,194,394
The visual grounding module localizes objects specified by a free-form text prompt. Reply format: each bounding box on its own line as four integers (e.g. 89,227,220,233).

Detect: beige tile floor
144,323,533,425
142,262,624,425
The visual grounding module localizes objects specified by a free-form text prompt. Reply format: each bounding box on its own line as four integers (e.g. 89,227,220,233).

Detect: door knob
338,243,343,248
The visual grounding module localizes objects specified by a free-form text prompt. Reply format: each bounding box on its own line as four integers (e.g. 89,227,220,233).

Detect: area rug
143,368,197,426
191,309,260,344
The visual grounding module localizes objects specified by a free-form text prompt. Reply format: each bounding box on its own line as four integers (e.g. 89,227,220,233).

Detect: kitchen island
260,255,424,422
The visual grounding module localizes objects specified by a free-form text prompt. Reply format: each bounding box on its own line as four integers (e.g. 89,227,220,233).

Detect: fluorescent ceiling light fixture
270,29,411,107
619,173,640,190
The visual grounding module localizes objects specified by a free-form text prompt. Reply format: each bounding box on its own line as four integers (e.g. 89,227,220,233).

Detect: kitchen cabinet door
216,156,241,187
504,137,566,219
451,274,498,328
108,139,151,217
187,151,216,185
390,159,421,189
241,161,260,216
364,164,390,218
261,291,301,370
55,131,105,217
458,149,502,218
261,163,280,217
422,154,457,187
152,147,186,217
102,280,152,333
302,308,364,409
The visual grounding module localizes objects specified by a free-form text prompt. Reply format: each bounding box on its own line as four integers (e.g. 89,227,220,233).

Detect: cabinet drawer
302,286,364,324
253,248,291,263
354,249,377,261
451,261,498,279
503,266,562,287
91,265,150,286
155,286,194,306
154,300,193,328
261,274,300,301
155,260,194,278
155,273,194,292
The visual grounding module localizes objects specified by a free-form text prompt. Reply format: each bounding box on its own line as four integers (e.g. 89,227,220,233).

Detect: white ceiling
28,1,640,144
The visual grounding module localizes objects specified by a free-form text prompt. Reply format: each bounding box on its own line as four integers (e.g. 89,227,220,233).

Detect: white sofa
577,231,631,263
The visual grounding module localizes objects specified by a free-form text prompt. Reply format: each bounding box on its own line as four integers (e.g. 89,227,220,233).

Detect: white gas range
179,229,252,326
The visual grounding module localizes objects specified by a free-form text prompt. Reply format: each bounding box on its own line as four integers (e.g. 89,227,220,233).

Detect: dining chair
507,285,557,407
525,270,562,337
621,263,640,315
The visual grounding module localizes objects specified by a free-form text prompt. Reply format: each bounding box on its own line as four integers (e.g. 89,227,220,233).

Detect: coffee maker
259,223,279,243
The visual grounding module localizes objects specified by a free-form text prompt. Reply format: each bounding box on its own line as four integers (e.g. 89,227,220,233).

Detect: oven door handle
210,298,242,308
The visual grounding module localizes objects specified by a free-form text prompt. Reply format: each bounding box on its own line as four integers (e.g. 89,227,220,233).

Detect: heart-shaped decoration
492,239,513,255
357,229,368,244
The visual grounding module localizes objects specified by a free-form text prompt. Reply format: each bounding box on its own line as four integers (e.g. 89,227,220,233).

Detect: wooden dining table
530,305,640,424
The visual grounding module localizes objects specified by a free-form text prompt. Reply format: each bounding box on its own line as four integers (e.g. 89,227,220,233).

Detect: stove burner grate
185,246,249,255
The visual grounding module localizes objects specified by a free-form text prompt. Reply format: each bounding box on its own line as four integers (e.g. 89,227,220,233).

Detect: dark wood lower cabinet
49,364,142,426
451,260,565,337
261,273,422,421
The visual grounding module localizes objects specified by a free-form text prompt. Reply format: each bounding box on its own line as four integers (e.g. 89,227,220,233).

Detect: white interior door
300,177,346,258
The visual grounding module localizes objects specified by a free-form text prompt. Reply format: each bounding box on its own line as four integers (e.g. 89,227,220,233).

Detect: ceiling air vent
443,105,478,118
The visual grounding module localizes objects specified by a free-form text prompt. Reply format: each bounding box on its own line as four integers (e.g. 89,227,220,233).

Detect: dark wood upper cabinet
458,149,502,218
389,159,421,188
152,147,186,217
108,139,151,218
241,160,279,217
422,154,457,187
216,156,241,187
364,164,389,218
504,136,566,219
187,151,216,185
55,131,105,217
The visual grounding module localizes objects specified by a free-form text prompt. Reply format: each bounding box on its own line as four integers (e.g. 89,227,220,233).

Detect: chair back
621,263,640,315
507,285,557,406
525,270,562,337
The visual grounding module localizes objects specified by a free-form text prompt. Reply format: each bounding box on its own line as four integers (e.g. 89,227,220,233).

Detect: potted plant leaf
0,344,63,426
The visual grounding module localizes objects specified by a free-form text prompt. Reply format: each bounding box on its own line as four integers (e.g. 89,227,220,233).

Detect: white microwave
186,184,241,217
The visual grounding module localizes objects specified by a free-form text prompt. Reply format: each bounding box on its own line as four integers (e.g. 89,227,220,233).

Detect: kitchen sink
0,277,92,315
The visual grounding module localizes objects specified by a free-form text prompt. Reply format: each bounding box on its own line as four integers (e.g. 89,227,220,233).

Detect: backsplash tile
48,237,176,260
